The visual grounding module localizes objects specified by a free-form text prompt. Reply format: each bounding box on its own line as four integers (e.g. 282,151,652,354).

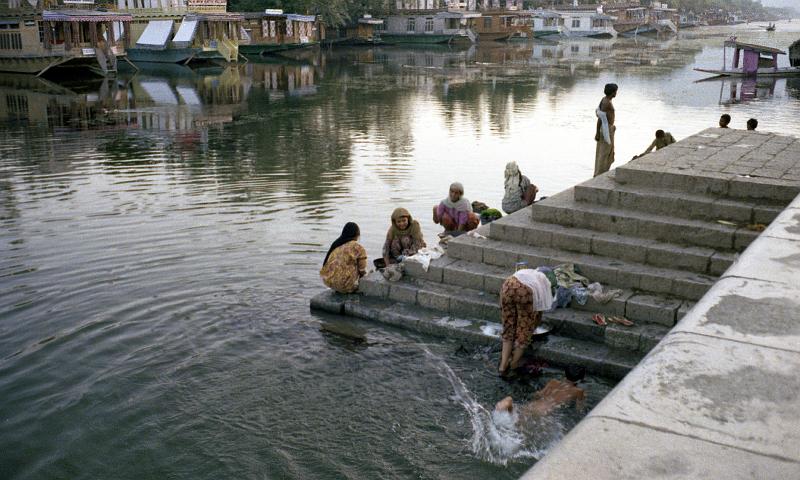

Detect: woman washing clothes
432,182,480,234
383,208,426,265
320,222,367,294
502,161,538,215
498,267,554,376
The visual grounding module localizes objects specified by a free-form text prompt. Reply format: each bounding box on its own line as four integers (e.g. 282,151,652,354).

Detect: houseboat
121,0,242,64
0,3,132,76
472,10,523,42
126,13,243,64
553,6,616,38
791,39,799,68
381,10,480,44
239,9,321,55
695,40,800,78
608,3,677,36
530,10,562,38
325,15,383,46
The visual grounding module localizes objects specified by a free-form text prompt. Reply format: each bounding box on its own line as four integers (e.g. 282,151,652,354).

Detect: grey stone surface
387,283,418,304
625,294,681,327
724,234,800,286
673,277,800,354
522,417,800,480
417,290,450,312
358,272,389,298
587,333,800,462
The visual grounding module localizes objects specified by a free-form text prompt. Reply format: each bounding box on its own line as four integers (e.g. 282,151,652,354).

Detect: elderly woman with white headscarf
432,182,480,233
502,161,537,215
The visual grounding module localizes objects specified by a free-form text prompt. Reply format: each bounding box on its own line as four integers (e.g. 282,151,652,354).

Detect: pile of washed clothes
535,263,622,312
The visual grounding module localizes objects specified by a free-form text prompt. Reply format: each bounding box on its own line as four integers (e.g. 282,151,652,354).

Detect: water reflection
718,77,777,104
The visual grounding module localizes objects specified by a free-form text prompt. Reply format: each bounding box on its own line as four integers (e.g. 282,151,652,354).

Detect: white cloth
405,246,445,272
596,107,611,144
513,269,554,312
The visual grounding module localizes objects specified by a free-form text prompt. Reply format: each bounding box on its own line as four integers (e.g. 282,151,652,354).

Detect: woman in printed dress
498,268,554,376
320,222,367,294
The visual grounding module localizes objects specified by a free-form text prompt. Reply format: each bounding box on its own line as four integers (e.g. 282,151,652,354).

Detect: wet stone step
401,260,696,327
359,269,686,335
310,290,643,380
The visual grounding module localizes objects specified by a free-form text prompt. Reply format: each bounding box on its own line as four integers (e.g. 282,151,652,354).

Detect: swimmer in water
495,365,587,418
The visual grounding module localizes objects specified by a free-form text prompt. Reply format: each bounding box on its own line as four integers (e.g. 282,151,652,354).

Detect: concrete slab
673,277,800,354
724,234,800,286
589,333,800,462
522,417,800,480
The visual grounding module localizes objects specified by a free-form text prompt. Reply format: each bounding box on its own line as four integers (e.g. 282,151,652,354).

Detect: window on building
38,22,44,43
0,33,22,50
483,17,492,28
424,18,433,32
571,18,580,28
407,17,416,32
286,20,293,36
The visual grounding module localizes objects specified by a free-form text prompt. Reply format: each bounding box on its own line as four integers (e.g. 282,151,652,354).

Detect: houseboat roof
437,11,481,19
191,12,244,22
724,40,785,55
358,17,384,25
531,10,561,18
42,10,133,22
241,11,313,22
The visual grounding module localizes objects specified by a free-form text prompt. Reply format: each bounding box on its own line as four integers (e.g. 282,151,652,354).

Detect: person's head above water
747,118,758,131
449,182,464,202
604,83,618,98
719,114,731,128
496,396,514,413
565,364,586,383
655,129,665,139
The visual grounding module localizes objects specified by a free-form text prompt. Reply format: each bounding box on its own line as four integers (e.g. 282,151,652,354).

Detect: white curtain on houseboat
172,18,198,48
136,20,174,50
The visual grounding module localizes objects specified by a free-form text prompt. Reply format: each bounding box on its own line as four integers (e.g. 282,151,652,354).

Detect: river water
1,22,799,479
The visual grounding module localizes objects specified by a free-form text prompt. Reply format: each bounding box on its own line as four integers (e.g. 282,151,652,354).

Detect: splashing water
422,348,564,465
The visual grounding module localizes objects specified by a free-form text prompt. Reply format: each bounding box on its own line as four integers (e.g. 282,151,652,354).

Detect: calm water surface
1,22,799,479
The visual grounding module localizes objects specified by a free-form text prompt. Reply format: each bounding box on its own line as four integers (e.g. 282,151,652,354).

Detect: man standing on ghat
594,83,618,177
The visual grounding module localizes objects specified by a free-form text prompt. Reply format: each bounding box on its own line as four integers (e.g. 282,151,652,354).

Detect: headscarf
441,182,472,212
323,222,360,266
504,161,523,196
387,207,424,243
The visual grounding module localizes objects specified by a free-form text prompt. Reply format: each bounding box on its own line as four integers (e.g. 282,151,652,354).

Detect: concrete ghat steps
310,290,641,380
440,236,715,301
574,173,784,225
460,218,736,276
358,271,672,352
526,189,760,252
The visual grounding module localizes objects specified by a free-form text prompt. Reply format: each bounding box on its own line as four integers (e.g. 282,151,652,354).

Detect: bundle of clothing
536,264,622,311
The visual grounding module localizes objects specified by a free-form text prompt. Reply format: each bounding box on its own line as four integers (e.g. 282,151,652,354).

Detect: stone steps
574,173,783,225
439,236,715,301
458,218,736,276
525,188,760,252
614,163,800,203
310,290,641,380
359,271,674,350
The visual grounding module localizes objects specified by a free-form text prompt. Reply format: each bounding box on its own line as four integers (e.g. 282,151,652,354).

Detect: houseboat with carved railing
472,9,524,42
239,9,321,55
607,2,678,37
551,5,616,38
121,0,242,64
0,0,132,76
381,10,480,44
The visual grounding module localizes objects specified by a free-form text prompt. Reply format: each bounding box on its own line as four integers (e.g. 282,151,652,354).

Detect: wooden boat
695,40,800,78
765,23,776,31
239,10,321,56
